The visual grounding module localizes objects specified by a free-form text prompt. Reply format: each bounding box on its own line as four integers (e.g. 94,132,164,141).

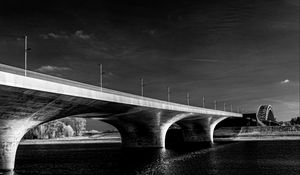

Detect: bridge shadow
165,118,247,151
165,123,213,151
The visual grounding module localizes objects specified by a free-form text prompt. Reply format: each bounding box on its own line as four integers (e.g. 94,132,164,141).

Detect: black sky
0,0,299,129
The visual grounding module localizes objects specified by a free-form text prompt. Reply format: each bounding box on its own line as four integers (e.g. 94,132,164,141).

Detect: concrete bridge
0,64,242,171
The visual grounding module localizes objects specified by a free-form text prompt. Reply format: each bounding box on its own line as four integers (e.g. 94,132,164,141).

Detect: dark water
11,141,300,175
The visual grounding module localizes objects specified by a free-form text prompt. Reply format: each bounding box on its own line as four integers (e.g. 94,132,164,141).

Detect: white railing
0,63,241,116
0,63,161,102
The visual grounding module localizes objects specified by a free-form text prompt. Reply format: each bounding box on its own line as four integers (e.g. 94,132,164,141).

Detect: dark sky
0,0,299,129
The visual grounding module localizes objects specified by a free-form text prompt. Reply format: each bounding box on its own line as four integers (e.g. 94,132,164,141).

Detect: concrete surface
0,69,241,171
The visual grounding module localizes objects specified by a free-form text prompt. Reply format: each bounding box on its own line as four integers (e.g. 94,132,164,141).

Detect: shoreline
20,136,121,145
20,136,300,145
214,136,300,142
20,126,300,145
214,126,300,141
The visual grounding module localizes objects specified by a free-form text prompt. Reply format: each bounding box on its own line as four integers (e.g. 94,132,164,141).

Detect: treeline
279,117,300,126
23,117,86,139
290,117,300,125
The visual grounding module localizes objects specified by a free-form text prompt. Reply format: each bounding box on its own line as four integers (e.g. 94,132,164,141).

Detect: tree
23,117,86,139
23,126,42,139
290,117,300,125
42,120,65,139
64,125,74,137
60,117,86,136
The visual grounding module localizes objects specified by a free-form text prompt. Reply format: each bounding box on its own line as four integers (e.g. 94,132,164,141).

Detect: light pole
224,102,226,111
99,64,103,92
187,92,190,106
231,104,233,112
167,87,170,102
24,35,27,76
141,78,144,97
214,100,217,110
202,96,205,108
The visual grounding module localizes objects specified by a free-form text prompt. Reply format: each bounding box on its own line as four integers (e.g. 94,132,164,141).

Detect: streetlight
224,102,226,111
99,64,103,91
24,35,28,76
0,34,30,76
187,92,190,106
140,78,144,97
24,35,32,77
231,104,233,112
167,87,170,102
202,96,205,108
214,100,217,110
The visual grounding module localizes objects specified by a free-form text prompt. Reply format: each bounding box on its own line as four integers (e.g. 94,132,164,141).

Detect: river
10,140,300,175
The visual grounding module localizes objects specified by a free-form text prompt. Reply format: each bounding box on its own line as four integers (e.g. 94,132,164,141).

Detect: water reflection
136,142,217,175
14,142,216,175
0,170,17,175
13,141,300,175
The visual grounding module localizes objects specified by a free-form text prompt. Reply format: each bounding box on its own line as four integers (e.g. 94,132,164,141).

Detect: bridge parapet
0,63,241,117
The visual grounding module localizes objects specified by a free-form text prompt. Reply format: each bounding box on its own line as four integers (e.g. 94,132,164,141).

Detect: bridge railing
0,63,187,106
0,63,241,116
0,63,160,101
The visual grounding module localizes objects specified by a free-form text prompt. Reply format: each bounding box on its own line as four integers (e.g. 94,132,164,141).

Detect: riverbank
214,126,300,141
20,133,121,145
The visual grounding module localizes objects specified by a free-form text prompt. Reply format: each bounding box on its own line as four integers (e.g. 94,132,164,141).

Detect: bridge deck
0,63,241,117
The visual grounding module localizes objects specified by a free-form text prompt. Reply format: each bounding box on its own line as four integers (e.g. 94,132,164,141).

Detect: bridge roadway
0,64,242,171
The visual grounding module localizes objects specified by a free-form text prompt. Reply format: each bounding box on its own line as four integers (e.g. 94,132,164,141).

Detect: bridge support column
178,116,227,143
106,119,169,148
104,110,174,148
120,126,167,148
0,119,39,172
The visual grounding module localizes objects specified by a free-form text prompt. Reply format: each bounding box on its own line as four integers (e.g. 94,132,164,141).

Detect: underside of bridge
0,85,231,171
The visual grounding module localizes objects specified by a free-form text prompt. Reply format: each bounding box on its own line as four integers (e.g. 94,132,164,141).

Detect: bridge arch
22,116,121,140
164,114,228,146
256,105,276,125
1,105,234,172
0,111,121,172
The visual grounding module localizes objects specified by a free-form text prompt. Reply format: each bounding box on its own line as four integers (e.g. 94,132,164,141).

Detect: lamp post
141,78,144,97
224,102,226,111
231,104,233,112
167,87,170,102
202,96,205,108
24,35,27,76
187,92,190,106
214,100,217,110
99,64,103,92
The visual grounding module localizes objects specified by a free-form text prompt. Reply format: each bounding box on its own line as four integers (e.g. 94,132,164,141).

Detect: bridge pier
178,116,227,143
105,116,169,148
119,127,167,148
0,119,39,172
0,137,19,172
